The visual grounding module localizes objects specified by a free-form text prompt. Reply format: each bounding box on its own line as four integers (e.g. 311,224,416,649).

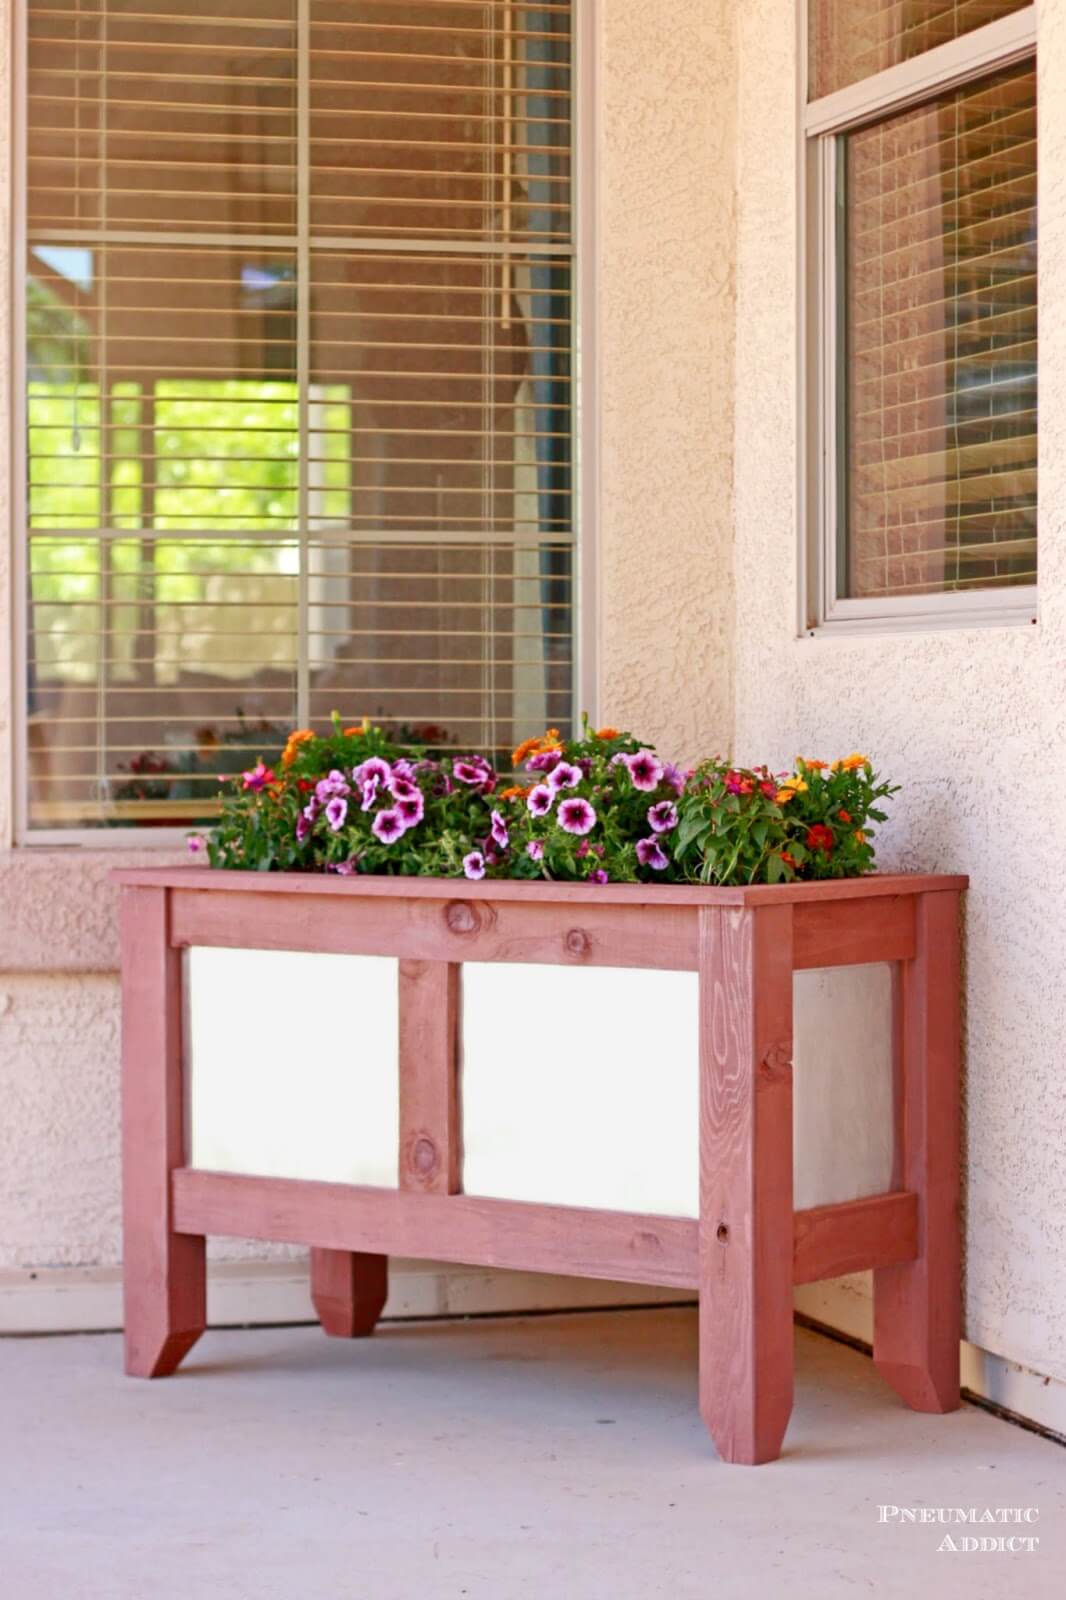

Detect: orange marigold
498,784,529,802
281,728,315,767
840,753,869,771
800,758,828,771
511,736,542,767
594,726,620,741
343,717,371,736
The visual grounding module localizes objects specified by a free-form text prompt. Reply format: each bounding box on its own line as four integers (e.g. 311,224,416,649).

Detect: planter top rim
112,867,967,906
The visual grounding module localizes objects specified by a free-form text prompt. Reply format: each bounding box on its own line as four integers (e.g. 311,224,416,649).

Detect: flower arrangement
195,715,896,887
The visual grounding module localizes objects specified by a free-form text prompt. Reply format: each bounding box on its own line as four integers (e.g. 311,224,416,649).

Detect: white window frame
801,3,1038,634
9,0,597,846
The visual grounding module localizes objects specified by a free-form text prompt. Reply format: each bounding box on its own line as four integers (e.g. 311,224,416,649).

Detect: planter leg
311,1249,388,1338
121,887,206,1377
697,906,795,1465
874,891,961,1413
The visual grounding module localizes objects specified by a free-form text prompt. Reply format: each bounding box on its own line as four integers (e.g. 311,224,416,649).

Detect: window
806,2,1036,626
19,0,577,832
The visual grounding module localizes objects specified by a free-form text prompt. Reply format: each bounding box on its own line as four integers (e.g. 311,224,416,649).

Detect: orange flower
840,753,870,771
800,758,827,771
780,851,798,870
280,729,314,768
838,809,852,824
511,736,542,767
774,788,796,804
594,726,620,740
498,784,529,801
854,830,867,845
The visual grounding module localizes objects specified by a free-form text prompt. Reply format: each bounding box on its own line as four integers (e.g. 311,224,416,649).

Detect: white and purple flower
453,756,495,791
558,797,597,836
186,834,204,855
526,747,561,774
325,796,348,832
316,769,350,804
332,859,357,876
661,761,687,796
647,800,678,834
360,775,381,812
463,850,486,880
589,868,609,884
372,807,405,845
526,839,545,861
395,791,424,828
636,836,669,871
625,750,664,792
295,813,312,844
388,775,420,801
490,809,509,850
547,761,582,792
527,783,554,817
354,757,392,789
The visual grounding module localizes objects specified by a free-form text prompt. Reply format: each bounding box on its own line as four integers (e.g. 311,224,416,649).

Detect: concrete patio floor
1,1306,1062,1599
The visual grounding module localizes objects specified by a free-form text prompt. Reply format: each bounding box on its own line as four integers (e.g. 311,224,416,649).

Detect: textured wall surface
596,0,736,763
731,0,1066,1383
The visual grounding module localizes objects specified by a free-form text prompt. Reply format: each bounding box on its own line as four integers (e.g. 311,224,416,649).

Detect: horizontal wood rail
171,1169,920,1290
166,885,918,972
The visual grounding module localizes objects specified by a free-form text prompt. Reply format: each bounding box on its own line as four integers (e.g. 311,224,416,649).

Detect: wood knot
759,1041,793,1082
564,927,591,958
410,1136,438,1177
716,1222,730,1245
445,900,479,935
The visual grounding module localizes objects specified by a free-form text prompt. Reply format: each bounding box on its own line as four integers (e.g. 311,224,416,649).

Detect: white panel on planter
461,962,894,1217
184,947,399,1186
461,963,700,1217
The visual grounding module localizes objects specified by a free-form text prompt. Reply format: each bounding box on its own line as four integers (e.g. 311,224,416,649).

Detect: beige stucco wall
731,0,1066,1386
2,0,1064,1399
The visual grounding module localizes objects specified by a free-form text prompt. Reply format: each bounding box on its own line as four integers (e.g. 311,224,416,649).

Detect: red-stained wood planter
115,867,966,1465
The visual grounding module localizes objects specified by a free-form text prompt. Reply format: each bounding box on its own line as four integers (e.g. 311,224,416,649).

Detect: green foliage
673,757,898,886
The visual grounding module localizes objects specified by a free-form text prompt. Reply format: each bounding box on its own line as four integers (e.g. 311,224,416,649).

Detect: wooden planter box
116,867,966,1465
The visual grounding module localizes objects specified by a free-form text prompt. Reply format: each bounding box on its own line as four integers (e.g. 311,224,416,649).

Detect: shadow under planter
115,868,967,1466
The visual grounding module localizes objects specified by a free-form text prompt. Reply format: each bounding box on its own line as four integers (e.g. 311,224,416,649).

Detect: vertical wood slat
698,904,795,1465
310,1247,388,1338
399,960,462,1194
120,885,206,1376
873,890,962,1412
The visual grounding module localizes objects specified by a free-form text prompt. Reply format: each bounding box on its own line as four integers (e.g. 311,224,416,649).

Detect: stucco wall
731,0,1066,1384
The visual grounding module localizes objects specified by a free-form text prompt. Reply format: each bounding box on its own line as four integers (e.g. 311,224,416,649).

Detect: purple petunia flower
332,859,357,876
325,796,348,832
589,868,609,884
295,813,312,843
526,747,561,774
392,758,417,780
186,834,204,855
490,809,509,849
372,807,405,844
360,775,380,812
316,768,350,803
388,775,420,801
526,839,545,861
575,839,590,859
647,800,678,834
354,757,392,789
661,761,686,795
527,783,554,817
463,850,486,880
302,797,320,823
636,836,669,871
395,792,424,828
625,749,664,792
547,761,582,792
454,758,490,788
558,797,597,836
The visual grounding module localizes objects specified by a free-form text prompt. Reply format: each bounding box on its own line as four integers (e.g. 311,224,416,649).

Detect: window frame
9,0,598,846
801,2,1039,635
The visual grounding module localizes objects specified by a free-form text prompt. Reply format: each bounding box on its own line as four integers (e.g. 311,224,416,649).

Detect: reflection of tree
26,274,91,386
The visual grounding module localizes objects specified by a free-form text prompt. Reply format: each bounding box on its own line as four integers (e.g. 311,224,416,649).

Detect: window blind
24,0,573,829
809,0,1032,100
839,61,1036,599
